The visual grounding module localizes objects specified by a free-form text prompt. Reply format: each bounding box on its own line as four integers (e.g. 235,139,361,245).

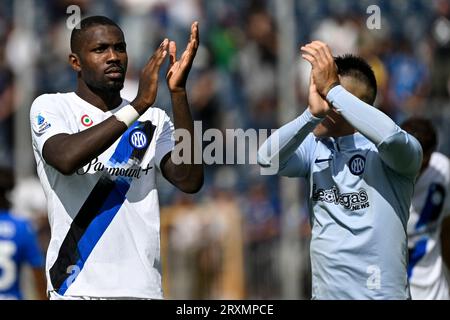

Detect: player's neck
76,82,122,112
332,130,357,138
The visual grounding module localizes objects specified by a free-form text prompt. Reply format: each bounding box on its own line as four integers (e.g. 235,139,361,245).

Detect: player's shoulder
30,92,73,112
31,92,70,104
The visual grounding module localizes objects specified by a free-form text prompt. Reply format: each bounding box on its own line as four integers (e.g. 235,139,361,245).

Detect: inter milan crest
349,154,366,176
130,129,148,149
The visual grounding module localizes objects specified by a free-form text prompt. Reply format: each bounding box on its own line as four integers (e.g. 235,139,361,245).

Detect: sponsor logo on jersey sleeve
32,113,52,134
81,114,93,127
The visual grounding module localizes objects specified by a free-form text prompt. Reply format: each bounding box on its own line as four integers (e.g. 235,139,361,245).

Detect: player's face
313,108,352,138
77,25,128,92
313,76,368,138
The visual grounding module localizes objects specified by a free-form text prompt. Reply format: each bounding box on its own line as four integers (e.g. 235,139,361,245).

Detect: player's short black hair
334,54,377,105
70,16,122,54
401,117,437,156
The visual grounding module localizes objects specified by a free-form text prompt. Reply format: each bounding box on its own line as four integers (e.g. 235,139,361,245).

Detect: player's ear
69,53,81,72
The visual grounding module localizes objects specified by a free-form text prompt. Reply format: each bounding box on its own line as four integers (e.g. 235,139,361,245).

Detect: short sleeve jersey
30,92,174,298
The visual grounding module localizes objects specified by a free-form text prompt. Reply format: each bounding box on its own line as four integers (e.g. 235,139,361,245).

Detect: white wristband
114,104,140,127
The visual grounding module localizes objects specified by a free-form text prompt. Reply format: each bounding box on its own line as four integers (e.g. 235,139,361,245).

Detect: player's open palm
301,41,339,98
132,39,169,113
166,21,199,93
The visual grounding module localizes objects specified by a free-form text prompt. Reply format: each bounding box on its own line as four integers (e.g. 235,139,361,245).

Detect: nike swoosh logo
314,158,332,163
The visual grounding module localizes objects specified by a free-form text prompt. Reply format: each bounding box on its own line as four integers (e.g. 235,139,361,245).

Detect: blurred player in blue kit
0,168,46,300
258,41,423,299
401,118,450,300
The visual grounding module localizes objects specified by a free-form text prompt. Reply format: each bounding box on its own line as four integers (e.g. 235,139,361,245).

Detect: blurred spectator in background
242,181,280,299
311,13,359,56
0,167,46,300
11,177,50,253
190,61,221,133
430,0,450,99
402,117,450,300
358,28,389,111
161,194,207,298
384,38,429,122
238,5,278,130
161,168,244,299
0,34,15,168
201,185,245,299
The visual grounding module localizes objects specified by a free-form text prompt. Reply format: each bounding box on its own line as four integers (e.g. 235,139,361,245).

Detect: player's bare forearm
42,117,128,175
32,267,48,300
160,22,202,193
161,91,203,193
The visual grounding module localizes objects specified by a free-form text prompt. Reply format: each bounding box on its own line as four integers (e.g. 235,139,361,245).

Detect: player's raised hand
131,39,169,114
301,41,340,98
166,21,199,93
308,74,331,118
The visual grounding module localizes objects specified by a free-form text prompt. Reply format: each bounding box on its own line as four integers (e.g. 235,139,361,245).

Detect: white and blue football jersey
407,152,450,300
30,93,174,299
258,85,423,299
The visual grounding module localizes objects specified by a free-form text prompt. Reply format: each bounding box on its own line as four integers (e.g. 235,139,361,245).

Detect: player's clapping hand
301,41,340,98
307,74,331,118
131,39,169,114
166,21,199,93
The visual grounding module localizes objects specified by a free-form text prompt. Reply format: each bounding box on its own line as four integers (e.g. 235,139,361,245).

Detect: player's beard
103,79,124,92
89,77,124,94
